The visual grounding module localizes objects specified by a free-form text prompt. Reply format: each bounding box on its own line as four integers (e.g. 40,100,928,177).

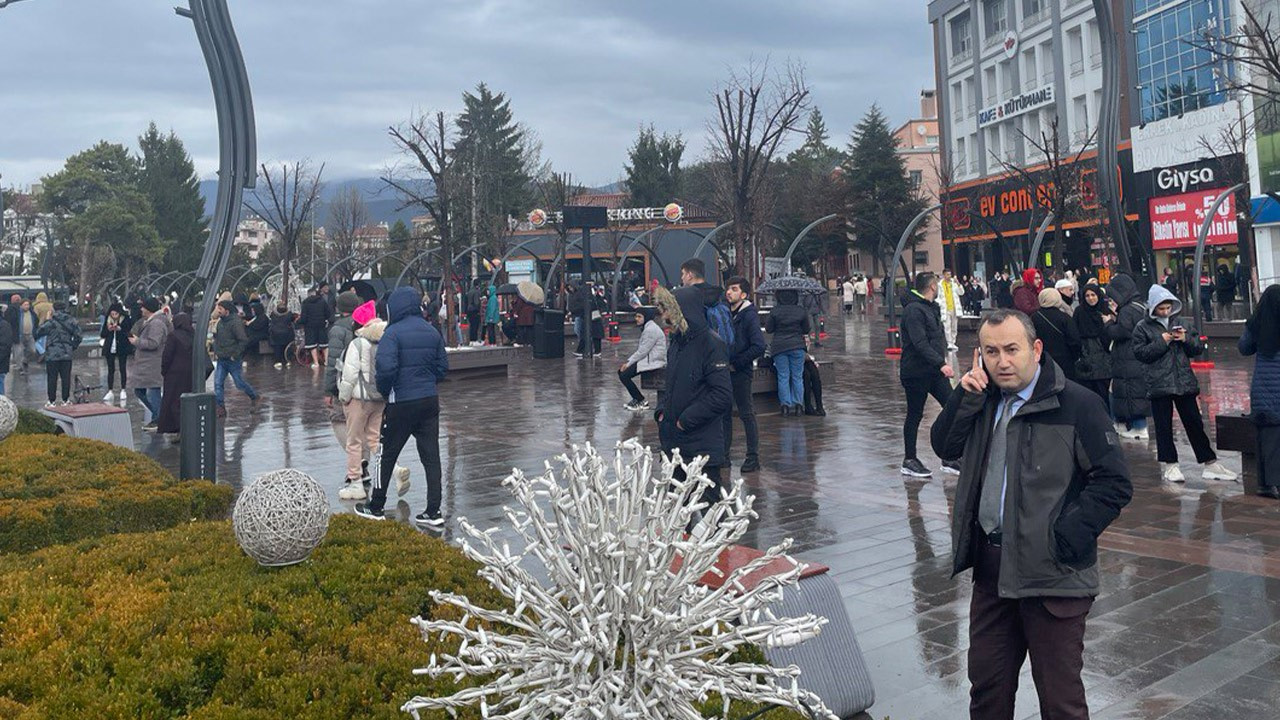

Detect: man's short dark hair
913,272,937,293
726,275,751,294
978,309,1037,344
680,258,706,280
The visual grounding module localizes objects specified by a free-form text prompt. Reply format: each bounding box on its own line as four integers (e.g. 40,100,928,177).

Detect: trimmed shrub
0,434,232,554
0,517,809,719
13,408,55,436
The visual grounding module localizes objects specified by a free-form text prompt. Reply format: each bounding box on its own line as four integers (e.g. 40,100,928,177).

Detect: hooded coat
1033,289,1080,382
339,319,387,403
34,309,82,363
765,289,810,355
300,293,329,332
1240,285,1280,422
1073,283,1113,381
655,286,733,466
375,287,448,403
898,290,947,381
157,313,194,435
1133,285,1204,398
1106,273,1151,419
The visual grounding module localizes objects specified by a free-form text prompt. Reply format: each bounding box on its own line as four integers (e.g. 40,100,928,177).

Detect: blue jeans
135,387,161,421
774,349,806,406
214,357,258,406
0,372,6,396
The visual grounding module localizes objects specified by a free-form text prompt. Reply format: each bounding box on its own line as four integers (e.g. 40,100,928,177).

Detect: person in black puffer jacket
99,302,134,404
1106,273,1150,440
1133,284,1237,484
34,302,82,405
299,289,330,368
898,271,956,478
765,288,810,416
653,285,732,510
268,304,296,368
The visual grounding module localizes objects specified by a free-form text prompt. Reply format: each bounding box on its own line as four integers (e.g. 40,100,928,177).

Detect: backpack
705,301,735,347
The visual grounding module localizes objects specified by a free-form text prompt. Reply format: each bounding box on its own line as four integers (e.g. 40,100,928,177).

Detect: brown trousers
969,539,1093,720
343,398,385,480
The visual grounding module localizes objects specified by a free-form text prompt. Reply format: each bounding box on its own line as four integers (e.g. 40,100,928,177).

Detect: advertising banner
1149,187,1238,250
978,85,1055,129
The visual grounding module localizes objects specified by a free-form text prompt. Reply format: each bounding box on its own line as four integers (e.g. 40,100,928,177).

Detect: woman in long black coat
1106,273,1151,439
157,312,194,441
1240,285,1280,499
1073,282,1115,406
1032,288,1080,382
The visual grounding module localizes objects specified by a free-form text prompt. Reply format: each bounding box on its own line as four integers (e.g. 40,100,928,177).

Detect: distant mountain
198,177,428,228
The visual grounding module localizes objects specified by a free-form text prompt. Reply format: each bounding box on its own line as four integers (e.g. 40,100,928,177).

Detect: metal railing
952,45,973,63
1023,8,1050,27
1070,59,1085,76
1090,52,1102,69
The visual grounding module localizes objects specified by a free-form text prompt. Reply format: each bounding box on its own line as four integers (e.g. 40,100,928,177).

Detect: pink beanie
353,300,377,326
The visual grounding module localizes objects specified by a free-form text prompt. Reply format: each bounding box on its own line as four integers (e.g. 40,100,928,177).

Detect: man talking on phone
930,309,1131,720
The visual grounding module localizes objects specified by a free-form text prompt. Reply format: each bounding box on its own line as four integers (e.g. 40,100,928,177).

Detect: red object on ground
675,543,829,594
1191,361,1215,370
884,348,903,356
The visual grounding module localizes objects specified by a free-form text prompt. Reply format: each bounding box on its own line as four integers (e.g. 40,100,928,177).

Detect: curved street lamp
781,214,840,275
886,204,943,341
394,248,440,288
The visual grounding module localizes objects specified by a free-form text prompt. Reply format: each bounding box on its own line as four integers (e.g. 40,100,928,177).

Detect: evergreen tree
455,84,531,254
776,109,846,275
624,125,685,206
842,106,927,276
389,219,411,244
788,109,842,169
139,123,208,272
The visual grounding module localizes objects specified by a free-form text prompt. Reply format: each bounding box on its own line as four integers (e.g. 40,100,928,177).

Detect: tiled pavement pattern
10,299,1280,719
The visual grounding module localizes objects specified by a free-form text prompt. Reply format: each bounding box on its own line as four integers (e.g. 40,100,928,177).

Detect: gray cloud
0,0,933,188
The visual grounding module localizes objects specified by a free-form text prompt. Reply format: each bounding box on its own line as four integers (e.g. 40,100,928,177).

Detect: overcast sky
0,0,934,190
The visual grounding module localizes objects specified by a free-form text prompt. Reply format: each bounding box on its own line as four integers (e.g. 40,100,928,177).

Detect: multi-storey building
892,90,946,273
233,215,278,261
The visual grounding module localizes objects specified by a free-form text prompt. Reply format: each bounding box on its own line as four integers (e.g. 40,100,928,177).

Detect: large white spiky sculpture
404,440,836,720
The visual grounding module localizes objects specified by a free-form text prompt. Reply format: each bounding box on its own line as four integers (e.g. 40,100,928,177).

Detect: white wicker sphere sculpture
233,469,331,567
0,396,18,441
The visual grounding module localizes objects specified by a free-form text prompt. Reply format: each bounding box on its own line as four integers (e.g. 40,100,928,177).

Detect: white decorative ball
0,396,18,441
233,469,331,567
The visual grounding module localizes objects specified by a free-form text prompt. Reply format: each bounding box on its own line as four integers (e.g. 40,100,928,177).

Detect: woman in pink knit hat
336,300,407,500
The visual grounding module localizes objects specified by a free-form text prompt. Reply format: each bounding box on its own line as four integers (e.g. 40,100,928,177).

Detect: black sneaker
941,460,962,475
142,422,159,432
360,459,369,480
740,457,761,473
414,510,444,527
353,503,386,521
901,458,932,477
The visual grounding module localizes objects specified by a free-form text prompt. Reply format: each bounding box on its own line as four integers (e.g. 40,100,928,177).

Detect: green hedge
13,408,56,436
0,516,809,719
0,435,232,554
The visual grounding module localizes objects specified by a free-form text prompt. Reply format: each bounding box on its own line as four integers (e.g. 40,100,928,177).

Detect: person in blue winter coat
1239,284,1280,499
355,286,449,527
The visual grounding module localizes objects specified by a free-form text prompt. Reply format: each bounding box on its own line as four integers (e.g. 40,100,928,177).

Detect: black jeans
674,462,724,518
619,364,644,403
722,370,759,461
1151,393,1216,464
467,312,481,342
272,343,288,363
370,396,442,514
902,372,952,460
46,360,71,403
105,353,128,391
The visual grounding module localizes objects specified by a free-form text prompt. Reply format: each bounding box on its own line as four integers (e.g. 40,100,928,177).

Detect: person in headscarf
1012,268,1044,315
1054,278,1077,313
1240,284,1280,499
1106,273,1151,440
1032,288,1080,382
1072,282,1115,407
1133,285,1237,484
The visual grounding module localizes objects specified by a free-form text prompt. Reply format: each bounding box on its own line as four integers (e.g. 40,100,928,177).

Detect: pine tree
455,84,531,254
139,123,208,272
389,219,411,244
789,109,842,169
624,125,685,207
842,106,927,276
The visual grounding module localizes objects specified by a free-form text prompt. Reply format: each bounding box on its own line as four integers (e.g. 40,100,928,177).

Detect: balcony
952,45,973,64
1070,59,1085,76
1090,52,1102,69
1023,8,1051,28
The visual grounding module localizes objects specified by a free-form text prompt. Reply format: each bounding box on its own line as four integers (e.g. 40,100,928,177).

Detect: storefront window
1133,0,1231,124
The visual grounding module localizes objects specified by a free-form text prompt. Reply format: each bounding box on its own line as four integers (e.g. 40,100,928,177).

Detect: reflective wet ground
9,299,1280,720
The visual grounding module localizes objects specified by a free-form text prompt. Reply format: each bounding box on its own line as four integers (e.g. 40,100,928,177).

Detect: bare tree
1,191,41,274
385,111,458,344
243,160,324,305
326,186,370,283
707,59,810,279
531,169,584,307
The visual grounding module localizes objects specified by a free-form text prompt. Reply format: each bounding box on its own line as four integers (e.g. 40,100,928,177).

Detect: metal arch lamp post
176,0,257,482
1026,212,1057,271
885,203,943,356
780,214,840,276
1092,0,1135,277
393,248,440,289
609,225,667,311
1190,183,1246,370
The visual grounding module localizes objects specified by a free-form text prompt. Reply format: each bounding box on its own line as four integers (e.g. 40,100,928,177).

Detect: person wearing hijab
1012,268,1043,315
1134,285,1237,483
1032,288,1080,382
1072,283,1115,407
1239,284,1280,499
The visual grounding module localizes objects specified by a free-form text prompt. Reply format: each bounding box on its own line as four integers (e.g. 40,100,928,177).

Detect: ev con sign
978,85,1054,129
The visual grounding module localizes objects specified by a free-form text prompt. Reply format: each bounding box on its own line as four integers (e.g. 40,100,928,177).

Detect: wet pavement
7,299,1280,720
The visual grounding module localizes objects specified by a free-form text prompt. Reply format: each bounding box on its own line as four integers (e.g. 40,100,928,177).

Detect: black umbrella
756,275,826,295
496,283,519,296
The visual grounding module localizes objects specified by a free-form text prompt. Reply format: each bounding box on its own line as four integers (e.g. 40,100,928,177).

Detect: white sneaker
1113,422,1128,437
119,393,127,408
1202,461,1238,482
310,363,318,369
273,362,283,370
338,481,367,500
44,401,55,408
395,465,411,496
1161,463,1185,483
1132,427,1149,440
102,390,115,403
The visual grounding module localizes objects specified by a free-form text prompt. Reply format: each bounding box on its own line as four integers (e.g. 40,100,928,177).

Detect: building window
1134,0,1232,124
926,135,939,146
909,170,924,189
951,11,972,58
983,0,1009,39
1023,0,1045,18
913,251,931,266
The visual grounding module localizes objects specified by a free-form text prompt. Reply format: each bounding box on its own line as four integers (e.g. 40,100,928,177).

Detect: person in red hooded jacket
1013,267,1044,316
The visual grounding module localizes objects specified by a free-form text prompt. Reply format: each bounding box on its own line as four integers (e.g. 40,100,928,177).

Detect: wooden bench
1215,413,1260,495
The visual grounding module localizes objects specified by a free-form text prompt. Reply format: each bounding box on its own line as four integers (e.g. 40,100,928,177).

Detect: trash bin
533,308,565,359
